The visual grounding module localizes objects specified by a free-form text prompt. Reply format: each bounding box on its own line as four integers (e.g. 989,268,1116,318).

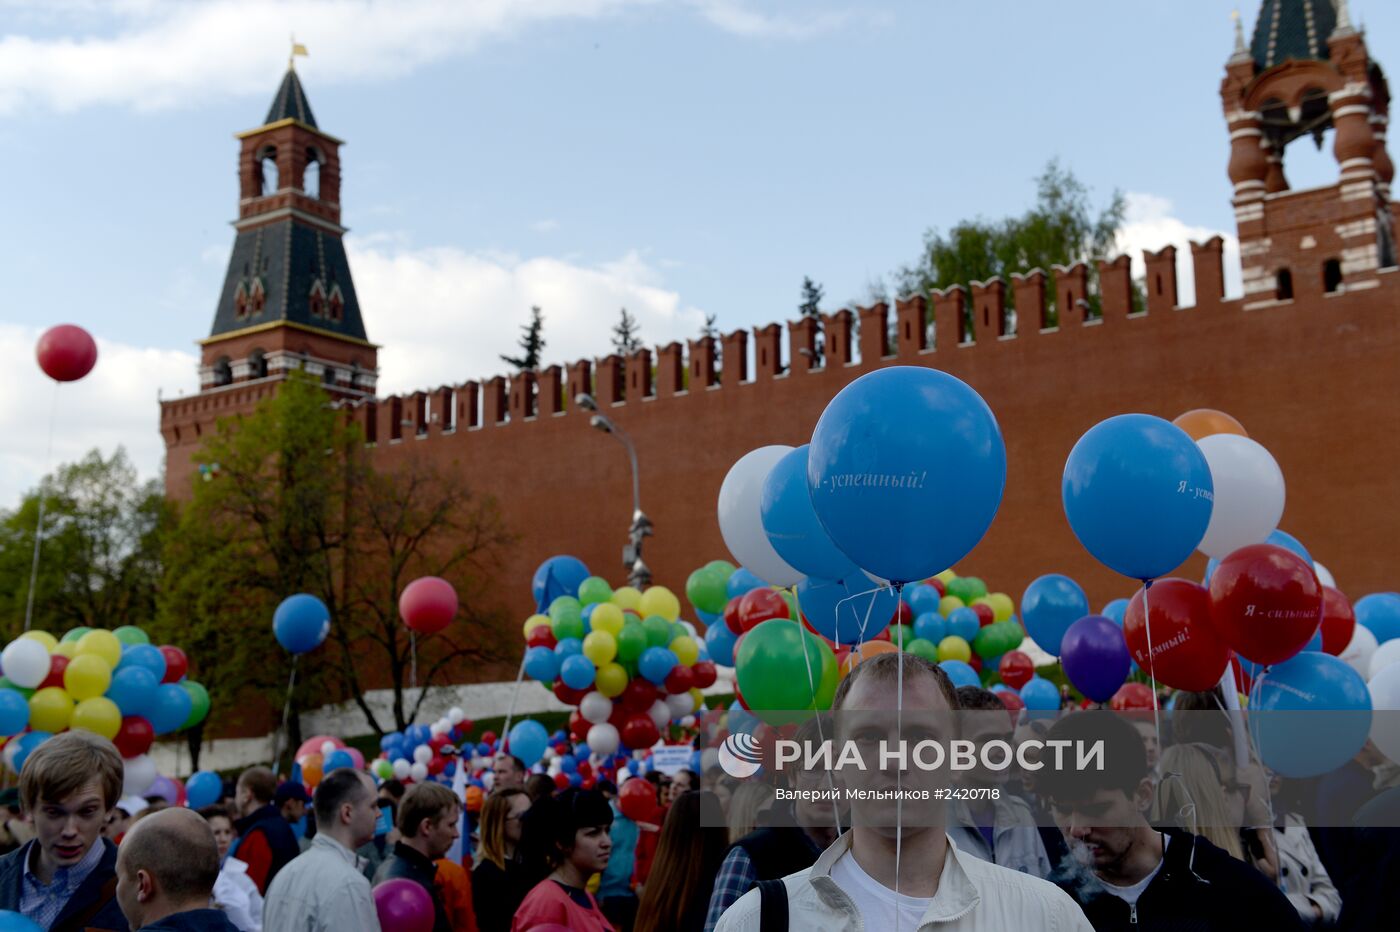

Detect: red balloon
890,602,914,627
428,735,450,751
526,626,557,649
618,678,657,714
1319,586,1356,656
1208,544,1323,665
967,655,982,673
737,589,790,632
36,325,98,382
480,730,497,746
971,604,994,627
399,577,458,634
428,755,446,775
554,682,588,706
114,716,155,758
582,776,596,790
998,651,1034,690
664,665,695,695
690,660,718,689
1110,682,1155,711
568,711,590,741
1124,578,1230,690
553,772,571,790
159,646,188,684
927,578,946,597
872,626,891,641
620,714,660,751
996,689,1025,722
618,777,655,821
723,597,745,635
459,718,473,734
41,654,69,690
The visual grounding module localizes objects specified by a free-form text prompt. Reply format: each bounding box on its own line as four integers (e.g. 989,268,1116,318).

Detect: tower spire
1230,9,1250,61
1333,0,1354,37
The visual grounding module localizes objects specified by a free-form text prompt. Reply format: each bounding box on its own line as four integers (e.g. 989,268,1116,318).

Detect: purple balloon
146,774,179,806
1061,615,1131,703
373,878,434,932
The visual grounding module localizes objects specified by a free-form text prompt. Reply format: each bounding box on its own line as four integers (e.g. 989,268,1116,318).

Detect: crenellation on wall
788,317,820,372
1190,237,1227,306
894,295,928,359
1143,246,1179,313
1052,263,1090,329
508,371,537,421
1098,255,1134,321
720,330,749,386
596,355,623,405
968,279,1006,342
538,366,563,416
625,348,653,400
857,303,891,361
930,285,966,347
688,337,717,388
822,309,854,366
752,324,783,380
655,343,684,397
566,361,592,409
483,376,506,424
1010,270,1048,331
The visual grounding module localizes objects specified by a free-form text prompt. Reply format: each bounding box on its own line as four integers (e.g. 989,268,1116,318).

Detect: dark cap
275,781,312,804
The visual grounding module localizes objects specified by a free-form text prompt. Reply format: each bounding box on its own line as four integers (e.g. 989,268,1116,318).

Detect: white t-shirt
830,850,934,931
1097,835,1169,907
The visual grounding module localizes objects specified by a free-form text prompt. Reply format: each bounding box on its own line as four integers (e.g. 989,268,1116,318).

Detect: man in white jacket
715,652,1091,931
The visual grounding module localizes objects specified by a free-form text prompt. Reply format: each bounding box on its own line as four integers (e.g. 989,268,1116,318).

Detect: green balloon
0,678,33,700
617,623,647,662
181,681,210,729
686,567,728,616
810,641,840,711
578,577,613,606
736,619,833,724
889,624,914,648
779,590,799,621
906,638,941,663
61,627,92,644
998,621,1025,653
642,616,673,649
972,625,1000,659
705,560,738,577
114,626,150,647
550,597,583,640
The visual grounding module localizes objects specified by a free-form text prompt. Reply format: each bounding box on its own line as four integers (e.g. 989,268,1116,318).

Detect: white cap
117,796,149,817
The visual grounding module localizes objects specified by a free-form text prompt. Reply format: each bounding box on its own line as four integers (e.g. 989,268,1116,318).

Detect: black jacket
232,803,299,894
1052,829,1306,932
471,857,533,932
137,908,241,931
729,802,824,882
0,838,129,932
373,841,451,932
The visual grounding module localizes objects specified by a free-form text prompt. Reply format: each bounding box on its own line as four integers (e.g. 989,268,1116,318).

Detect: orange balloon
465,785,485,813
1172,409,1248,441
839,640,900,677
299,753,324,789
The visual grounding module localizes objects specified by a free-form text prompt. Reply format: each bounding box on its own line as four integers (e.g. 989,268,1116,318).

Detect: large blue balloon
939,660,980,689
0,690,27,737
1060,616,1131,702
727,700,761,736
726,568,765,600
12,732,51,773
523,646,560,682
1062,414,1213,580
1250,652,1371,778
795,575,898,645
186,770,223,809
118,643,167,681
760,445,859,581
1021,574,1090,657
704,622,738,667
1100,599,1129,627
1355,593,1400,644
560,654,597,690
808,366,1006,584
1266,530,1313,568
106,666,159,718
273,594,331,654
507,719,549,767
324,749,354,773
1019,677,1060,719
532,556,590,613
0,910,42,931
148,683,194,735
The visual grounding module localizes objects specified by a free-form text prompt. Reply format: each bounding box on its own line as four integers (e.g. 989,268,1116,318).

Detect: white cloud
686,0,863,39
0,324,196,508
530,219,561,234
347,240,708,396
1115,192,1242,305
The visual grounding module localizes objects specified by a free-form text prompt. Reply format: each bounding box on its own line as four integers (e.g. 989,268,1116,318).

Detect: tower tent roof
1250,0,1338,70
264,68,318,128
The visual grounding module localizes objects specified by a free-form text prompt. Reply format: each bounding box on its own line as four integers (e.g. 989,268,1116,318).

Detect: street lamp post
576,393,653,589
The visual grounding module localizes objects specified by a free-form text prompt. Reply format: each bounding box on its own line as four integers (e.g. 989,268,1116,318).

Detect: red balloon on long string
1124,578,1230,690
399,577,458,634
36,325,98,382
1319,586,1356,656
1208,544,1323,665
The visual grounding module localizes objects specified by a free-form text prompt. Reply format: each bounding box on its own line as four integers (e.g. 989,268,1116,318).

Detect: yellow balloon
64,654,112,700
935,570,957,585
52,641,79,659
76,630,122,669
611,587,642,612
522,614,551,638
582,631,617,666
29,688,74,733
71,697,121,740
638,586,680,622
986,592,1015,623
937,635,972,663
590,603,625,637
688,687,704,713
595,663,628,698
938,595,964,617
20,631,57,653
670,635,699,666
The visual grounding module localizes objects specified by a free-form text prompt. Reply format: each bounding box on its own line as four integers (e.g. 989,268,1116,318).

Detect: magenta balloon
345,747,366,770
1060,615,1132,703
399,576,459,634
295,735,344,760
373,878,434,932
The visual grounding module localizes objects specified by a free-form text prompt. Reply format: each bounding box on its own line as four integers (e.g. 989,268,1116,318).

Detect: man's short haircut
19,731,123,813
524,773,555,803
314,768,372,827
956,685,1006,712
1038,712,1148,804
120,808,220,901
196,805,231,824
379,779,406,801
236,766,277,804
831,650,960,713
397,782,460,837
495,754,525,774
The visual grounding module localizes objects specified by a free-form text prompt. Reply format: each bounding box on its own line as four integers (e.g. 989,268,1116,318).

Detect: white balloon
1196,435,1285,559
700,747,719,772
429,722,446,737
2,742,19,773
1,639,50,689
1314,562,1336,589
1370,638,1400,680
412,745,433,765
1341,624,1379,679
648,699,671,731
320,740,337,756
718,446,804,587
666,693,692,720
680,715,696,728
123,755,158,797
392,759,412,780
580,691,613,725
1371,664,1400,764
448,707,466,725
409,762,428,782
585,716,618,755
680,622,697,638
616,765,633,782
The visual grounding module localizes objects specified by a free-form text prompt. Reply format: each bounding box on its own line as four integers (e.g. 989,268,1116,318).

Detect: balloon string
501,651,528,748
1141,580,1161,742
271,656,298,772
893,580,903,932
789,585,842,838
23,382,61,633
835,583,888,658
410,630,419,692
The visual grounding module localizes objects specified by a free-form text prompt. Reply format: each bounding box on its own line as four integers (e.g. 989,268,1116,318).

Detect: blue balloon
1019,677,1060,718
727,700,761,736
946,607,980,642
554,638,583,658
0,690,27,738
1266,530,1313,568
808,367,1006,583
1203,557,1220,586
0,910,43,931
939,660,980,689
904,584,942,618
913,612,948,644
507,719,549,768
523,646,560,682
476,741,491,756
795,575,898,644
379,732,404,752
532,556,590,613
639,647,678,685
560,655,597,690
580,603,597,632
1355,593,1400,644
1101,599,1130,627
726,568,765,601
408,724,431,746
105,666,159,718
1250,652,1371,778
696,608,721,628
273,593,331,654
12,732,51,773
186,770,223,809
119,643,167,681
760,445,860,580
148,683,194,735
324,749,354,773
1303,628,1323,653
1062,414,1213,580
1021,575,1090,657
560,755,578,774
704,622,738,667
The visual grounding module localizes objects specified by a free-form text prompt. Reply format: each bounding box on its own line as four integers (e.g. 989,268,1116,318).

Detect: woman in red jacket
512,789,615,932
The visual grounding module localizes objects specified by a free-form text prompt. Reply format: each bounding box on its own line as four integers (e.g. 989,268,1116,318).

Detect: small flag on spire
290,35,309,69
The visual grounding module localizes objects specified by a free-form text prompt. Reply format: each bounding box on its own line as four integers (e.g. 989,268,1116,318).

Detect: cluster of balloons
0,626,208,798
371,710,474,785
520,556,717,757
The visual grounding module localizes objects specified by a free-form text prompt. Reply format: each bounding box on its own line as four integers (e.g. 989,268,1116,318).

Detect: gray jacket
946,795,1053,879
262,834,381,932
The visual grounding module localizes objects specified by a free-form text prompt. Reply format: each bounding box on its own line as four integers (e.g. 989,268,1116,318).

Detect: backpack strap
757,878,789,932
66,874,118,931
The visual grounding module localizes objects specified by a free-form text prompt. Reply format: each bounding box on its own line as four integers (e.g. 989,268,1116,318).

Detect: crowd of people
0,657,1396,930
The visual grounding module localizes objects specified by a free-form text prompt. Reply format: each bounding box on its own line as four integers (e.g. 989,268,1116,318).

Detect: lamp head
575,392,598,412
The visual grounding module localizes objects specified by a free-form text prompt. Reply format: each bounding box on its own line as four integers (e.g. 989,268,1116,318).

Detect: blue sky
1,0,1396,504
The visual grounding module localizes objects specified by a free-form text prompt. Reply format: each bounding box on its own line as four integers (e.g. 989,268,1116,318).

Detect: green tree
500,305,546,371
0,448,170,638
612,307,641,355
798,277,825,367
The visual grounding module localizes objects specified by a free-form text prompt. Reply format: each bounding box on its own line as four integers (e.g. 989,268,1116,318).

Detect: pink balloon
345,747,366,770
295,735,344,760
399,577,458,634
373,878,434,932
36,324,97,382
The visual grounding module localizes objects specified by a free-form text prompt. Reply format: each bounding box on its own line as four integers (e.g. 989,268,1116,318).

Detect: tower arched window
259,146,279,196
303,148,321,199
1323,258,1343,293
248,348,268,380
213,357,232,387
1276,268,1294,301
